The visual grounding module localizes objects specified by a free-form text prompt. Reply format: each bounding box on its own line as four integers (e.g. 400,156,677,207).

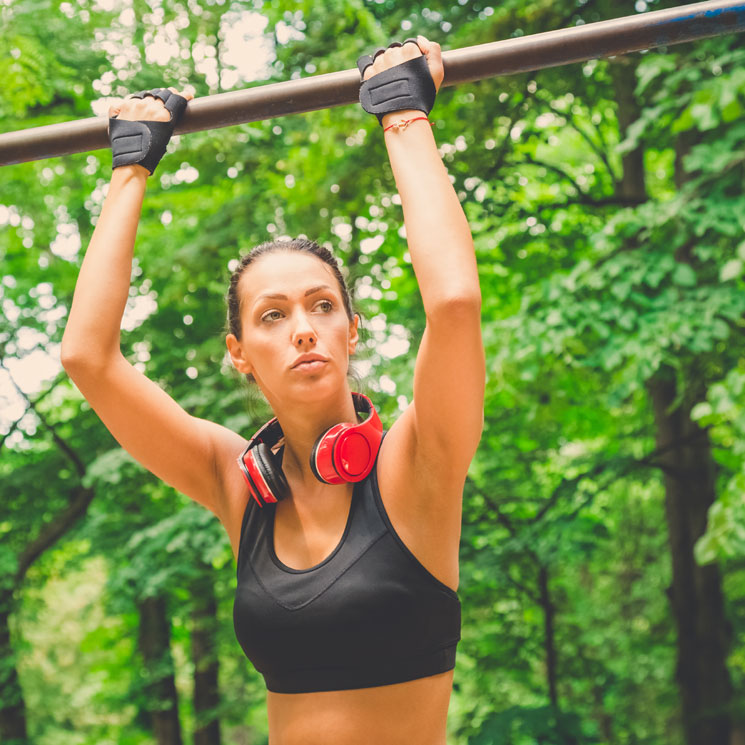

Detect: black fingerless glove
357,39,437,126
109,88,188,176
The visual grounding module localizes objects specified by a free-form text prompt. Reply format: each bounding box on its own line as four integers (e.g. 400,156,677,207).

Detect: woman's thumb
416,34,443,90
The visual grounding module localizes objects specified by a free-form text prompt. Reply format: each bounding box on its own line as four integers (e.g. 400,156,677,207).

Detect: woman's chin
290,374,351,404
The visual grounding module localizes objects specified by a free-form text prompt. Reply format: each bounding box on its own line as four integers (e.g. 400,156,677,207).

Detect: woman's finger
168,86,194,100
362,37,442,93
107,85,192,128
364,42,418,80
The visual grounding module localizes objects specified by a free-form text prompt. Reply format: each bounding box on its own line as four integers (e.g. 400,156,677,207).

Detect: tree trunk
610,51,733,744
191,573,221,745
647,93,734,745
137,595,183,745
0,589,27,745
610,56,647,204
537,564,559,710
647,369,733,745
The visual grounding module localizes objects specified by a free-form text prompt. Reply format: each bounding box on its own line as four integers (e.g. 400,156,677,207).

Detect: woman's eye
261,301,332,323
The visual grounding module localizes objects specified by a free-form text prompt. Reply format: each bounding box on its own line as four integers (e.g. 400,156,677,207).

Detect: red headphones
236,392,383,508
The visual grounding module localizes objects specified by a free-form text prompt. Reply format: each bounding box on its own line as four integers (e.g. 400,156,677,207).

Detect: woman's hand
107,87,193,176
107,87,194,126
362,36,444,94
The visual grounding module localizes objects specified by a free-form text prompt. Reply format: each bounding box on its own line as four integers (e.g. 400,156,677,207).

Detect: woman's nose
291,311,316,345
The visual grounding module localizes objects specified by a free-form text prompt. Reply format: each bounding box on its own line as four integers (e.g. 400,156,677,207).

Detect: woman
61,35,484,745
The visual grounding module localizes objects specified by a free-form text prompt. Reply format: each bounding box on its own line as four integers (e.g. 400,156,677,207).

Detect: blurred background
1,0,745,743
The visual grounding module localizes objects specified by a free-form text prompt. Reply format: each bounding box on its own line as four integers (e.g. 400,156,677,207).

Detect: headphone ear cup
310,393,383,485
333,426,376,480
252,443,290,503
310,426,339,484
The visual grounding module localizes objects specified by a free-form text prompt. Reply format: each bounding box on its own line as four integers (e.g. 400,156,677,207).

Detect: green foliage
468,705,591,745
2,1,745,744
692,366,745,564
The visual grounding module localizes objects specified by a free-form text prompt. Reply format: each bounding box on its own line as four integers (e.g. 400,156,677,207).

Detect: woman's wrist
111,164,150,184
381,109,430,131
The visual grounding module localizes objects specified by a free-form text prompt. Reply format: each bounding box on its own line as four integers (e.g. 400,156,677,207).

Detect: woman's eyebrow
255,284,333,302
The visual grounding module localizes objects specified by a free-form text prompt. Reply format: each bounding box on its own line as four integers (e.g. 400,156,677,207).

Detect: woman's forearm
61,165,148,364
382,110,481,314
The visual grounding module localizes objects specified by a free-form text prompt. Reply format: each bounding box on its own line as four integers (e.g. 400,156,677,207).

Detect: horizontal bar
1,0,744,167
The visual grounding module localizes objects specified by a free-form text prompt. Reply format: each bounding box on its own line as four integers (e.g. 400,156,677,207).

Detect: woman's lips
292,360,327,373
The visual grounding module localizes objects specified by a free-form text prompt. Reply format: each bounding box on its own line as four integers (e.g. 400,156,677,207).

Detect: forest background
1,0,745,743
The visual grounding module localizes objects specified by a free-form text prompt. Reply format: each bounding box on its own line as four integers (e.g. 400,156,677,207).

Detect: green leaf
721,98,743,123
694,531,718,565
711,318,731,340
720,259,743,282
671,105,696,134
691,401,713,421
672,263,697,287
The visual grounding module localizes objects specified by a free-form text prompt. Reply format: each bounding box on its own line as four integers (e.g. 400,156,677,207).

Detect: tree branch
0,370,67,451
484,195,646,214
16,483,96,584
559,103,619,185
0,361,86,477
521,153,586,196
466,426,711,531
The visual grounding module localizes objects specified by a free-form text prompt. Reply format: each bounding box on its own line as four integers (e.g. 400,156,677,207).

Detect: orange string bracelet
383,116,435,133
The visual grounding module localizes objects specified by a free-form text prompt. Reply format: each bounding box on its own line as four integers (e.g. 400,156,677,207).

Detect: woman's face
226,251,358,405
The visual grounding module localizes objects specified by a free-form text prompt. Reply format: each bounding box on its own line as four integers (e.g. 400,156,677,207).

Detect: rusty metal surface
1,0,744,167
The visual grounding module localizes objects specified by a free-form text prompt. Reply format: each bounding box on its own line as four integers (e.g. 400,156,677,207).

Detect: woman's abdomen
265,669,454,745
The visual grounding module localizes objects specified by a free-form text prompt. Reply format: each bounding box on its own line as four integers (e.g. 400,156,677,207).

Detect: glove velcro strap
109,118,175,175
359,54,436,125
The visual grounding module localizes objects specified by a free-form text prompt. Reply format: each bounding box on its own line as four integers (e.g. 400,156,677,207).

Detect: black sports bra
232,431,462,693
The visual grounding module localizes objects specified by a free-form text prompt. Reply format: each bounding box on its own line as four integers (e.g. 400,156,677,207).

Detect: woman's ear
348,314,360,355
226,333,254,376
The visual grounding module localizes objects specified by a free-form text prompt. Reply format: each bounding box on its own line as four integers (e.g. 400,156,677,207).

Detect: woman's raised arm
61,164,148,361
361,38,485,484
61,90,247,518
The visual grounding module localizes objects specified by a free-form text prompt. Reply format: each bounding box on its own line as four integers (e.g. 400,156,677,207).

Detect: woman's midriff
265,669,454,745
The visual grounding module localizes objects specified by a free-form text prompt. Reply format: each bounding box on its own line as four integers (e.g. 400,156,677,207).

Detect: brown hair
224,237,363,388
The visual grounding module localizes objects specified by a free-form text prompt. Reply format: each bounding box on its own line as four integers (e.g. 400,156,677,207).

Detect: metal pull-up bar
1,0,744,167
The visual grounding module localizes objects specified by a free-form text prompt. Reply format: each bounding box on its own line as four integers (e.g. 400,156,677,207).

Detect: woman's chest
222,438,461,593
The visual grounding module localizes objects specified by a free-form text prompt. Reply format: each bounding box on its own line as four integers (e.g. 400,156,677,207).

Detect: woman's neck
272,391,360,490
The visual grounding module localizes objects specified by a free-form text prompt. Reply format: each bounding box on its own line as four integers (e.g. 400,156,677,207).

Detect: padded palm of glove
109,88,188,175
357,39,437,125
